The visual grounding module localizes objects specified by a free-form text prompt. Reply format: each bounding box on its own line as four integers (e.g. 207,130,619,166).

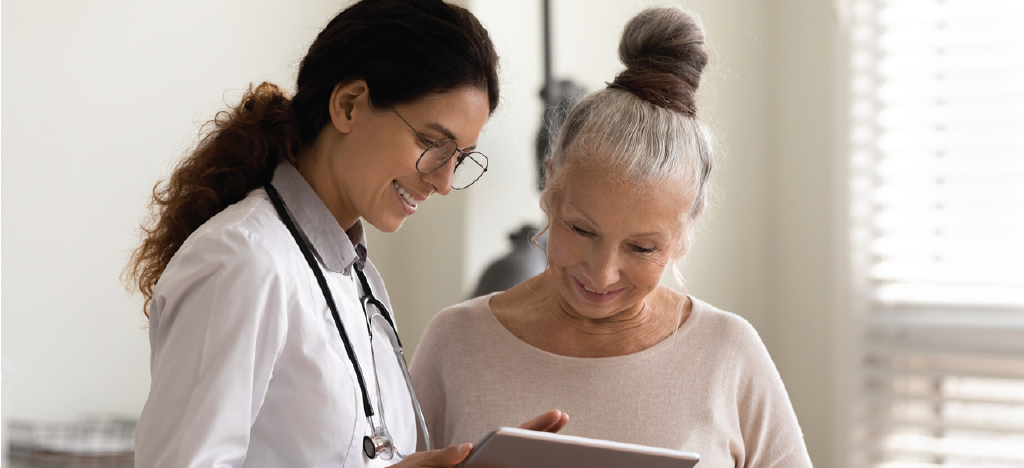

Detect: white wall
767,1,841,464
1,0,348,421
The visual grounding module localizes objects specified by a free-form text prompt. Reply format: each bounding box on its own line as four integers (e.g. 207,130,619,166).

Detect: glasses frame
387,105,488,190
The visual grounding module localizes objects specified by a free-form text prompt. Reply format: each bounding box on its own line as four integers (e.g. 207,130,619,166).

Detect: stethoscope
265,183,431,460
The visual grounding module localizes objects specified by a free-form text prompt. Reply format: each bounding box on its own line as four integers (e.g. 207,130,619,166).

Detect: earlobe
329,80,369,134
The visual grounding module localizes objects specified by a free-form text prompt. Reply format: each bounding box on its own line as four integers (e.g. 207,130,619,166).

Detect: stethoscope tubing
265,183,376,419
264,183,430,458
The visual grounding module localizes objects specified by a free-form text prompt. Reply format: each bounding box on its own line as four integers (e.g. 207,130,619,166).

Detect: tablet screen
457,427,700,468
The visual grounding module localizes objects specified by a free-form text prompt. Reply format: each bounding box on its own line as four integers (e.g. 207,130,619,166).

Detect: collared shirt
136,162,415,467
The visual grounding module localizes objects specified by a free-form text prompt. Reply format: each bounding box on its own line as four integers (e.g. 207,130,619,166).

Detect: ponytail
125,82,300,315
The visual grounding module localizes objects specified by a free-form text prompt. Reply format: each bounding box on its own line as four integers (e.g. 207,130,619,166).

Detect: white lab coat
135,162,415,467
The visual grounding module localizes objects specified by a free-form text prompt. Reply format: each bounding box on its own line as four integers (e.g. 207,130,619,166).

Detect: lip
573,277,624,303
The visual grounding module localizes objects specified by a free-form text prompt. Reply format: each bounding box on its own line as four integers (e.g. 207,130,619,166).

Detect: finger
548,412,570,433
517,409,558,430
518,409,568,432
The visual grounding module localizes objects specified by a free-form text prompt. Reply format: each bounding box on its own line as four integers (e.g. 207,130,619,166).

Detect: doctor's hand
518,409,570,434
393,443,472,468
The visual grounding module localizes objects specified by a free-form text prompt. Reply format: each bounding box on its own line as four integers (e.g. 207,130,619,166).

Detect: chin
370,218,405,233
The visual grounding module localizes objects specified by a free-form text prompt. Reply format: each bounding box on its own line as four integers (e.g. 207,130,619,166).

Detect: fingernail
460,443,472,453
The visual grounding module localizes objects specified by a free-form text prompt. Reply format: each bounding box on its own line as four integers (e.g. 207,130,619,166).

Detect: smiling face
300,83,490,233
545,161,694,321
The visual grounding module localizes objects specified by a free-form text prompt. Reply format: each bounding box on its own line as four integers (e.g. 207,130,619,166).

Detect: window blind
847,0,1024,467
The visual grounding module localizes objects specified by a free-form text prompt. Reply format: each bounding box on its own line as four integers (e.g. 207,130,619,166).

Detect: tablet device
457,427,700,468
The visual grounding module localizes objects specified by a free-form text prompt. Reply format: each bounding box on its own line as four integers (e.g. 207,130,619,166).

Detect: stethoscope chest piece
363,433,391,459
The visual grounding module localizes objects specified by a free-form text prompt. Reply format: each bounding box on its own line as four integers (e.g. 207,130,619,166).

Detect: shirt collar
270,161,367,275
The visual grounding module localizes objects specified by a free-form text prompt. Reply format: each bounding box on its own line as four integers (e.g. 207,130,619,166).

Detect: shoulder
192,188,290,247
148,189,308,350
688,298,762,344
421,294,495,340
413,295,496,364
176,189,294,266
681,297,774,369
156,189,304,298
685,300,812,464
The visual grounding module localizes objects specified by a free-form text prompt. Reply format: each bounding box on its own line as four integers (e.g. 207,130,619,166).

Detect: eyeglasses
388,105,488,190
358,271,431,460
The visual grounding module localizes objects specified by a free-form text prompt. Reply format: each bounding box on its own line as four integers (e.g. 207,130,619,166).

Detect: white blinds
848,0,1024,466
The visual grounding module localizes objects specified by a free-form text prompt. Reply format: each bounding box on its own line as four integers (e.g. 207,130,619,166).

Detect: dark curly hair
125,0,500,315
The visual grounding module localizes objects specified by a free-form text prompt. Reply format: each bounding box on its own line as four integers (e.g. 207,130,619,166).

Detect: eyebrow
568,201,667,239
425,123,477,151
573,203,600,227
631,231,668,239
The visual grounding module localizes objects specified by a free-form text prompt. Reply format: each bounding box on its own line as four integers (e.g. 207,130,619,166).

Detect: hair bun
611,6,708,116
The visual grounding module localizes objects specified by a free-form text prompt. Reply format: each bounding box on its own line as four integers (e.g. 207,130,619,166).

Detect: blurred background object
471,0,582,298
534,0,585,192
6,415,136,468
3,358,12,466
472,225,548,298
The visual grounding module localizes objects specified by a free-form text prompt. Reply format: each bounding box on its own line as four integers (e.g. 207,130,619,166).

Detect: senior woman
410,5,812,467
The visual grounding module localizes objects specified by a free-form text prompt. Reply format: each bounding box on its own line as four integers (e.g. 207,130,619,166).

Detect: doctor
126,0,568,466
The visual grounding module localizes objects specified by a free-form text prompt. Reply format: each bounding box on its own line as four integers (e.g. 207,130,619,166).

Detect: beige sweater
410,294,812,468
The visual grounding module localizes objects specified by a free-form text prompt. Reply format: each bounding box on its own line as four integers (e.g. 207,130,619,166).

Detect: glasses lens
452,153,487,189
417,140,458,174
366,305,416,458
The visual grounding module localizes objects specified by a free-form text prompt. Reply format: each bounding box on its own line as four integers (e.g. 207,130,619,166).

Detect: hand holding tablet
457,427,700,468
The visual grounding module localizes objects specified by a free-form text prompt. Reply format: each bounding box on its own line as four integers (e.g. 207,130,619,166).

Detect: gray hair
539,5,714,257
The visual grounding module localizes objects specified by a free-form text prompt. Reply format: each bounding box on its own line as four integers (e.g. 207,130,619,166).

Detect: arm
409,308,453,450
134,227,289,467
732,320,814,468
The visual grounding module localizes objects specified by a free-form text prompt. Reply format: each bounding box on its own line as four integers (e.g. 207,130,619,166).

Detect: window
847,0,1024,466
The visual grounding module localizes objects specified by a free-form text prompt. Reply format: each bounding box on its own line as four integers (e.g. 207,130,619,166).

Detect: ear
328,80,370,134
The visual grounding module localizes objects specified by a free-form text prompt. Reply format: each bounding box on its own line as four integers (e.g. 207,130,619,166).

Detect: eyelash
416,134,433,148
571,224,657,254
632,245,656,254
571,224,593,237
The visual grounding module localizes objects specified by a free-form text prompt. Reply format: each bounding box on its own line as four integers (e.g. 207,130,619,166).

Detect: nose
423,155,457,196
583,244,621,289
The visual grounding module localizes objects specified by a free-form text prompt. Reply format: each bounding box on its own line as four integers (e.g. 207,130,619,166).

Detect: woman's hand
518,409,570,433
392,443,473,468
394,410,567,467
